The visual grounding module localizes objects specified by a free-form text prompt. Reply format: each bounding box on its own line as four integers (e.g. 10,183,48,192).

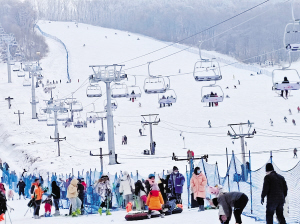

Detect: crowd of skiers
0,162,289,223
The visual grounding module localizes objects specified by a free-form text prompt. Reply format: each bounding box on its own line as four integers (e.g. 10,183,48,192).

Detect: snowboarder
168,166,185,204
208,120,211,128
261,163,288,224
51,181,60,216
292,119,296,126
0,183,7,222
119,171,135,208
94,173,112,215
146,183,165,219
270,119,273,126
293,148,298,158
139,129,142,136
284,116,287,123
211,192,248,224
67,179,82,217
42,195,52,217
190,167,207,212
281,77,289,98
17,179,26,199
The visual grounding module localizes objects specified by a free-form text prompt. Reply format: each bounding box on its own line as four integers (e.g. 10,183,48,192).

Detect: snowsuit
146,190,164,215
216,192,248,224
42,197,53,213
145,178,155,196
94,178,111,208
190,172,207,206
261,171,288,224
67,179,82,213
119,172,135,205
168,172,185,203
17,180,26,198
51,181,60,212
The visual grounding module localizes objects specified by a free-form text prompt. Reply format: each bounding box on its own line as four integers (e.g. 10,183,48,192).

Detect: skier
293,148,298,158
281,77,289,98
119,171,135,208
168,166,185,204
139,102,142,107
94,173,112,215
261,163,288,224
289,109,292,115
124,135,128,145
284,116,287,123
190,167,207,212
298,106,300,113
51,181,60,216
269,119,273,126
146,183,165,219
0,183,7,222
292,119,296,126
67,179,82,217
122,136,125,145
211,192,248,224
130,90,136,102
17,178,26,199
209,92,214,107
208,120,211,128
42,195,52,217
139,129,142,136
238,80,240,85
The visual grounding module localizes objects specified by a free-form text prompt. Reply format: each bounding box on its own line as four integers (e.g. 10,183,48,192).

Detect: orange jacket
146,190,164,210
31,183,44,200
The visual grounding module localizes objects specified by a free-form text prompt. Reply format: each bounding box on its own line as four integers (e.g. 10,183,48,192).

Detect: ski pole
24,207,30,216
6,210,12,224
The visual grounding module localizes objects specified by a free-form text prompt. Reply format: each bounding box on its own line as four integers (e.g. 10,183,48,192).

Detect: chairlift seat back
159,97,176,104
194,75,222,82
145,88,166,94
201,96,223,103
273,83,300,90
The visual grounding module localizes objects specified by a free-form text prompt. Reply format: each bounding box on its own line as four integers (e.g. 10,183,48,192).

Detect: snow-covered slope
0,21,299,179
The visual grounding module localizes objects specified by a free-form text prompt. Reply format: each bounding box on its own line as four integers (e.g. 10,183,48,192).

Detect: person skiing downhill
284,116,287,123
270,119,273,126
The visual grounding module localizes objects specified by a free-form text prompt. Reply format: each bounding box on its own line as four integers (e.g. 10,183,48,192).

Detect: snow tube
165,207,183,216
125,210,161,221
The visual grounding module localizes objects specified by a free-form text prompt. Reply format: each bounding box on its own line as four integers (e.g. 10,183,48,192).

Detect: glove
261,198,264,205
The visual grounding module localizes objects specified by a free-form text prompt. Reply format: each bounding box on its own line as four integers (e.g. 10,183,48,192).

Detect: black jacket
0,191,7,214
77,183,85,199
261,171,288,205
17,181,26,190
51,181,60,199
134,180,146,196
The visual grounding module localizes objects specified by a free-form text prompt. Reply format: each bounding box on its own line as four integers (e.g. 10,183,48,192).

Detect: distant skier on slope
294,148,298,158
270,119,273,126
284,116,287,123
292,119,296,126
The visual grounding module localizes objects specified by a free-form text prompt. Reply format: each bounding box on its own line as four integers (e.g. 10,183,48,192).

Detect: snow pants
33,200,41,216
69,197,82,213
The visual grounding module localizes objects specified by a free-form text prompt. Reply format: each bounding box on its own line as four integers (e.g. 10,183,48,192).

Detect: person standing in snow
208,120,211,128
297,106,300,113
119,171,135,206
42,195,52,217
292,119,296,126
284,116,287,123
59,179,67,199
270,119,273,126
293,148,298,158
124,135,128,145
190,167,207,212
134,179,147,209
94,173,112,215
261,163,288,224
30,178,45,219
145,174,156,196
168,166,185,204
67,178,82,217
0,183,7,222
77,179,85,215
17,179,26,199
51,181,60,216
81,178,87,191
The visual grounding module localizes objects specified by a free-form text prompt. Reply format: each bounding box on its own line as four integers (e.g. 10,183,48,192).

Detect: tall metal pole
57,133,60,156
31,68,37,119
105,82,116,165
149,116,154,153
54,110,58,142
7,44,11,83
240,136,246,165
100,148,103,173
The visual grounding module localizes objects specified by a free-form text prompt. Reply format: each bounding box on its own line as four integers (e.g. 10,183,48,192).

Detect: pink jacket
190,173,207,199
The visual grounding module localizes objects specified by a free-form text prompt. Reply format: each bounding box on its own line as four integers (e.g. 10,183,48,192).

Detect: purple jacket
168,172,185,194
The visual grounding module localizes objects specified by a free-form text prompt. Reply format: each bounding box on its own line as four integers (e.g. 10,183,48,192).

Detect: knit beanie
148,174,155,179
265,163,274,172
173,166,179,171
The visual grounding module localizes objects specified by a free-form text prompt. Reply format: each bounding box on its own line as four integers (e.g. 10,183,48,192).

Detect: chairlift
44,84,56,93
36,73,44,80
73,116,86,128
23,78,31,86
37,109,47,122
111,83,128,98
201,85,224,104
57,112,69,121
47,115,55,126
70,102,83,112
127,76,142,98
63,119,72,128
86,112,100,124
12,64,20,71
284,21,300,52
17,71,25,77
143,62,170,94
272,68,300,92
86,84,102,97
104,99,118,111
158,89,177,107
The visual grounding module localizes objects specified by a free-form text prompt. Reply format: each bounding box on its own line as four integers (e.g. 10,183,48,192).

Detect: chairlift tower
30,65,39,119
89,64,126,165
141,114,160,155
1,34,16,83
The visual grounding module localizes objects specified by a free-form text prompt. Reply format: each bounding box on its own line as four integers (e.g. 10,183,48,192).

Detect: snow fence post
216,162,221,185
249,150,253,214
186,165,190,208
270,151,273,164
232,151,240,191
201,158,209,186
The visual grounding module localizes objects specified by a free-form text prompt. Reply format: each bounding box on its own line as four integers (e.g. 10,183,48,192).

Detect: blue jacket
168,172,185,194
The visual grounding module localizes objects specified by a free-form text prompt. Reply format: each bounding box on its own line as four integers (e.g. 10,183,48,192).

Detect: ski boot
71,211,78,217
98,207,102,216
75,208,81,215
106,209,112,216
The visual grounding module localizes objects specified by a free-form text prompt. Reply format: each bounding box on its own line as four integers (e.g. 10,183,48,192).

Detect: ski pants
79,195,84,210
19,188,25,196
45,203,51,213
54,199,60,211
69,197,82,213
233,194,248,224
266,202,286,224
33,200,41,216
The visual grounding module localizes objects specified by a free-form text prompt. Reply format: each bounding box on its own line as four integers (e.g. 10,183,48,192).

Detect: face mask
197,170,201,174
174,171,178,174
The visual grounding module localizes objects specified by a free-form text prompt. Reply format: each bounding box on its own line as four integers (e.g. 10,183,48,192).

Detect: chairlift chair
86,84,102,97
126,76,142,98
284,21,300,52
272,68,300,92
37,109,47,122
158,89,177,106
57,112,69,121
193,59,222,82
36,73,44,80
73,117,85,128
104,99,118,111
111,83,128,98
12,64,20,71
86,112,100,123
70,102,83,112
201,85,224,103
47,115,55,126
23,78,31,86
17,71,25,77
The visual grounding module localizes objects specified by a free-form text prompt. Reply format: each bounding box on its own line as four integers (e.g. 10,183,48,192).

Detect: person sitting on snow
146,183,165,219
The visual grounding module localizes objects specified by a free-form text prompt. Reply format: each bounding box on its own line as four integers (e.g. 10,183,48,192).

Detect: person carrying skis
168,166,185,204
94,173,112,216
146,183,165,219
294,148,298,158
67,178,82,217
190,167,207,212
0,183,7,222
17,178,26,200
30,178,45,219
119,171,135,208
42,195,52,217
51,181,60,216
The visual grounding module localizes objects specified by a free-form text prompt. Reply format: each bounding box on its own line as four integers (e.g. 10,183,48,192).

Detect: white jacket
119,174,135,196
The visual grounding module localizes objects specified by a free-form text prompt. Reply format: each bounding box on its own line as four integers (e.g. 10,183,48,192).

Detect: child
146,183,164,219
42,195,52,217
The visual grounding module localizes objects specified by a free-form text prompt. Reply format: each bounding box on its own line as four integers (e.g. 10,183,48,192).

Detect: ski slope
0,20,299,180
